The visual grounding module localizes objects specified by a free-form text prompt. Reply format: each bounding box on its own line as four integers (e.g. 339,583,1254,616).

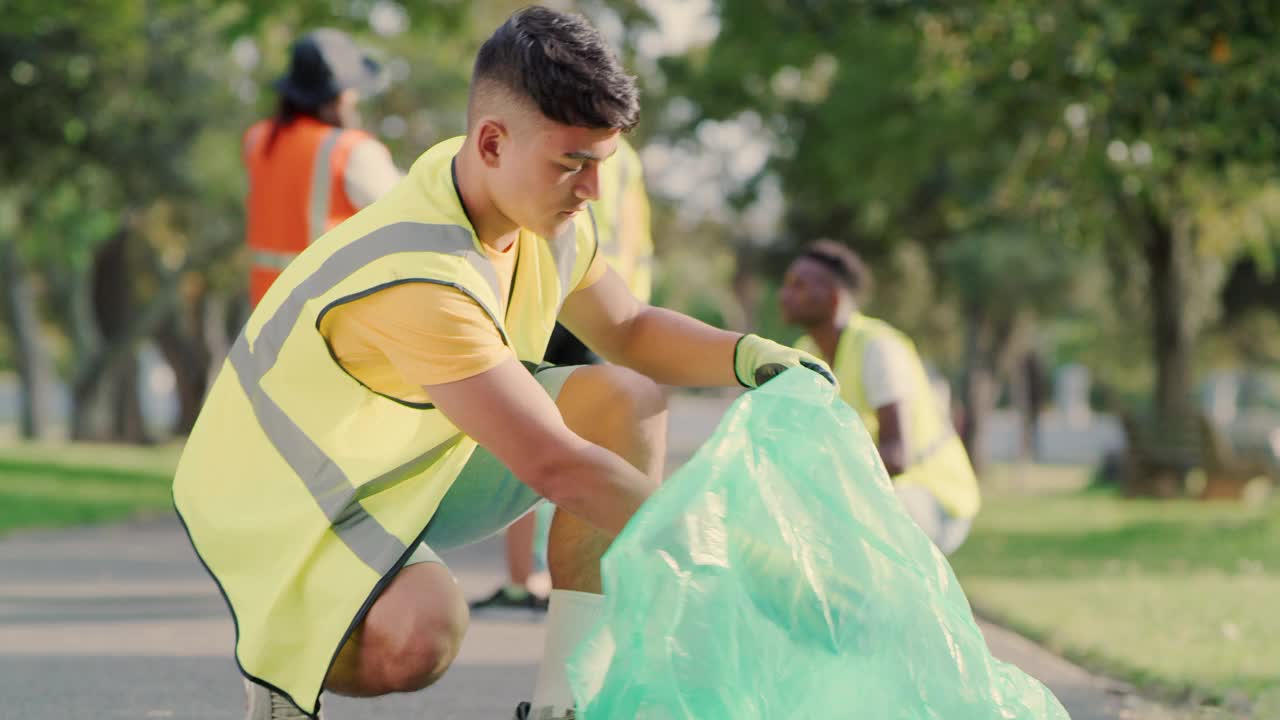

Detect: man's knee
558,365,666,437
360,564,468,693
378,612,464,691
603,365,667,421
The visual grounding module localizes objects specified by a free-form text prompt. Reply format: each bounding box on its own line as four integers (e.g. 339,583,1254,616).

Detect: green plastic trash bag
567,369,1070,720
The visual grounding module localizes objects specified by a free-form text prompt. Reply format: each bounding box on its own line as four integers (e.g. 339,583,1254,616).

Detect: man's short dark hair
801,240,872,297
472,6,640,131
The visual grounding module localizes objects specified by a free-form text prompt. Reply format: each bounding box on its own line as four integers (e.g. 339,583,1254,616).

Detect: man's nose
574,164,601,202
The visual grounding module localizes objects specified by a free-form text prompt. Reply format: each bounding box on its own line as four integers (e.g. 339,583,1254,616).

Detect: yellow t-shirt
318,236,607,404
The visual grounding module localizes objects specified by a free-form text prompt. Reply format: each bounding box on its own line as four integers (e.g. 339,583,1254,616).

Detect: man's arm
558,266,742,387
862,334,914,477
425,356,656,536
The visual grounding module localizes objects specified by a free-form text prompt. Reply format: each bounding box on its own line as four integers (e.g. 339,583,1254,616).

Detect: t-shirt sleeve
343,139,403,209
861,334,915,409
321,282,514,389
570,251,609,294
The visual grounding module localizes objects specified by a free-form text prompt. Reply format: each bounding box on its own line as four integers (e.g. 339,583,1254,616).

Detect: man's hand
733,334,836,388
425,358,655,536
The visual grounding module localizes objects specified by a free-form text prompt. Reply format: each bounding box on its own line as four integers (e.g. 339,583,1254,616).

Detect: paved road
0,393,1190,719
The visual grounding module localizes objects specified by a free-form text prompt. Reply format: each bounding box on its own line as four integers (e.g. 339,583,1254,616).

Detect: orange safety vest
243,115,372,307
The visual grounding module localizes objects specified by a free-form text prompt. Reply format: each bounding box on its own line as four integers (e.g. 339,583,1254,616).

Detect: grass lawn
2,442,1276,710
0,441,182,537
950,465,1280,709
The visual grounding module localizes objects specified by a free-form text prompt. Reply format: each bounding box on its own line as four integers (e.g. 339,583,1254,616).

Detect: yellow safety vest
173,136,597,715
797,313,980,519
591,138,653,302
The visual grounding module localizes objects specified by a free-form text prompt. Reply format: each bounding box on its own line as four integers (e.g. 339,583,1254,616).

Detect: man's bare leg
506,512,537,585
530,365,667,715
324,561,469,697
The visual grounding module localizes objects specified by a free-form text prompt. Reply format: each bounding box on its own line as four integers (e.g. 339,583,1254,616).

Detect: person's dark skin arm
875,402,908,476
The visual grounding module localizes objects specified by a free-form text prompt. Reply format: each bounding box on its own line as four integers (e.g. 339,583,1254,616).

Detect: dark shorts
542,323,599,367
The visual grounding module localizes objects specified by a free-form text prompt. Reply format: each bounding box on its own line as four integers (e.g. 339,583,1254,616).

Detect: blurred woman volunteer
243,28,402,307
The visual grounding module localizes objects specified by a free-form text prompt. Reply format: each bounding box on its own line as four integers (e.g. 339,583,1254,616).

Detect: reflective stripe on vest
307,128,344,243
908,422,959,467
250,249,297,272
178,135,599,713
226,216,585,570
846,316,948,454
245,119,371,307
229,222,504,569
797,313,980,519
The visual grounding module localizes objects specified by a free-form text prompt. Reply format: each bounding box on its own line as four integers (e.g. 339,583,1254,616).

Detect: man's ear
475,118,508,169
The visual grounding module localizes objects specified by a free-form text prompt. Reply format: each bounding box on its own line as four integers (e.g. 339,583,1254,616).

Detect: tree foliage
661,0,1280,428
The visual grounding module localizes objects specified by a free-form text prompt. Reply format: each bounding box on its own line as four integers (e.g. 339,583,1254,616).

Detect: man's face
780,257,838,327
488,117,620,239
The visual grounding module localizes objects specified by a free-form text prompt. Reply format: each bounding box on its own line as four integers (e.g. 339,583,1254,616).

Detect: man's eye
563,164,584,174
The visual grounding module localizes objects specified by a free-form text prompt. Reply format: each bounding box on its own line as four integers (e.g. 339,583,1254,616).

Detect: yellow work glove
733,333,836,389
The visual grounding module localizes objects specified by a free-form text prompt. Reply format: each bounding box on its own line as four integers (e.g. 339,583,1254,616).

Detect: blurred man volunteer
594,138,653,304
781,241,980,554
174,7,833,720
544,134,654,362
243,28,401,308
470,136,654,613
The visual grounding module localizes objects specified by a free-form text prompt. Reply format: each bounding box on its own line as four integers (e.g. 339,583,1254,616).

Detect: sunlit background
3,2,1278,713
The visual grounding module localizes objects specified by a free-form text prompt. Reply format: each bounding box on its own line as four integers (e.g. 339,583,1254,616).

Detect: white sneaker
244,678,321,720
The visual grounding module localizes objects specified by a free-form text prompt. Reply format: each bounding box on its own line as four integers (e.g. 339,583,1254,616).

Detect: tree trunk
0,232,52,439
53,252,102,440
154,281,210,436
111,352,149,444
204,291,234,386
1144,216,1196,423
62,209,239,440
1012,351,1046,462
1008,358,1034,463
69,376,101,441
960,299,1035,475
959,302,996,474
72,226,149,443
731,246,761,333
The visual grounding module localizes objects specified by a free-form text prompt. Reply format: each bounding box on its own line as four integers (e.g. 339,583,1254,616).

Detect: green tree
657,1,1088,467
917,1,1280,422
0,1,478,440
660,1,1280,463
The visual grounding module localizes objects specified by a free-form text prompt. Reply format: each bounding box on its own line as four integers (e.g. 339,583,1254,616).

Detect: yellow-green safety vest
592,137,653,302
796,313,980,519
173,136,598,715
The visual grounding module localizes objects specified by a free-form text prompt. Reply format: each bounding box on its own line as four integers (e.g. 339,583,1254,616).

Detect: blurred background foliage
1,0,1278,471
